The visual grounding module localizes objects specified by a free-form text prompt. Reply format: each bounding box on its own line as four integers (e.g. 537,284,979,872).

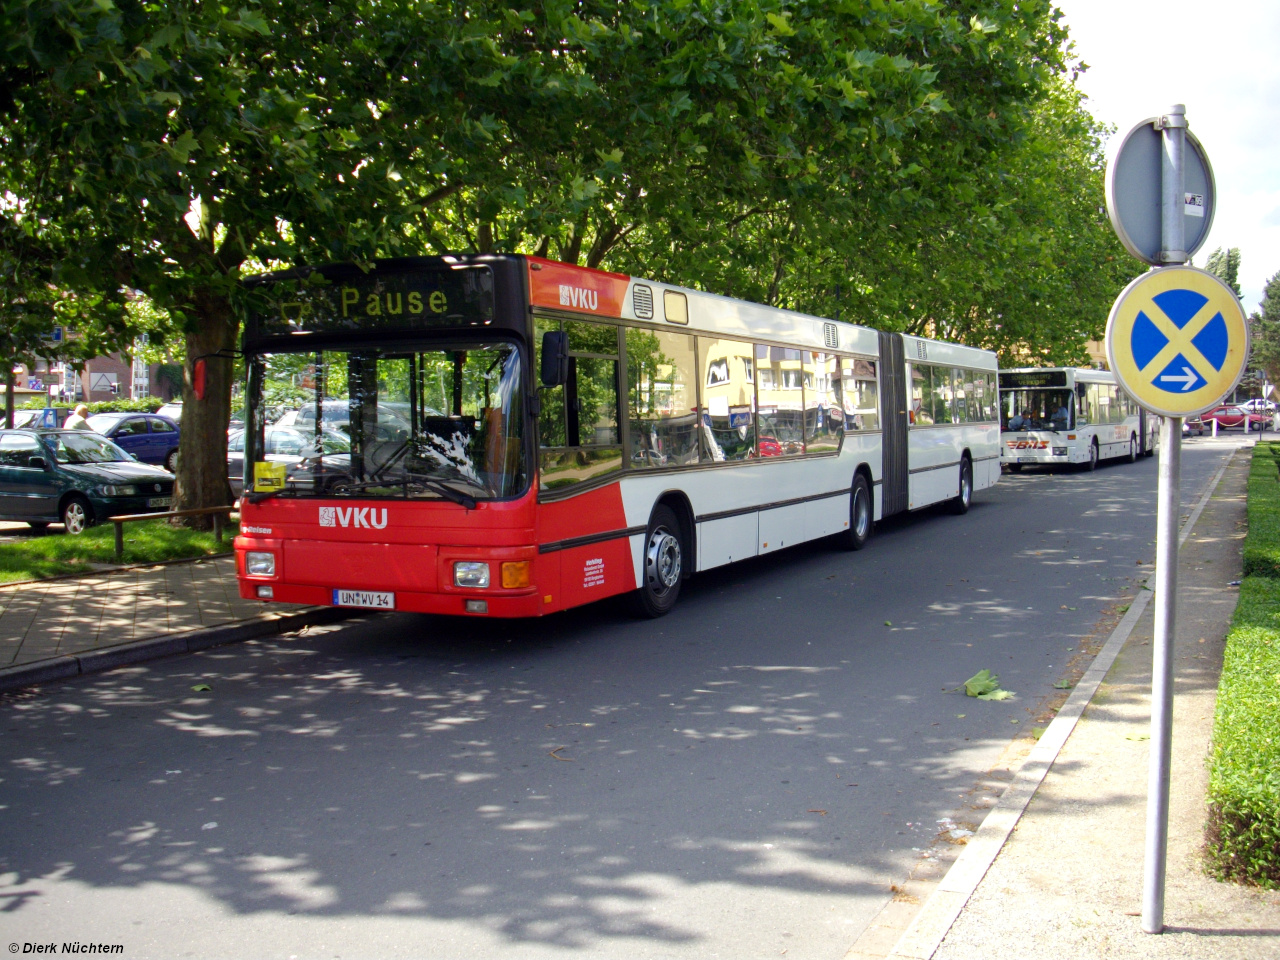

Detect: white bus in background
999,367,1157,472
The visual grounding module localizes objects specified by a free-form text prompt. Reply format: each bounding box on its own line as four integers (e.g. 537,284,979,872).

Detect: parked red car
1200,405,1269,431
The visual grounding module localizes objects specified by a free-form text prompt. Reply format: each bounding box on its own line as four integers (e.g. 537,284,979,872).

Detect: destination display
999,370,1068,389
245,262,495,340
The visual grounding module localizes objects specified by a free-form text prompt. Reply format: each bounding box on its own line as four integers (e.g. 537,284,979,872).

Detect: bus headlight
454,561,490,588
246,551,276,576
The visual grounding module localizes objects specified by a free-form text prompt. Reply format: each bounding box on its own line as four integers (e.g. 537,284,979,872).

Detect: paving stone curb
0,605,357,693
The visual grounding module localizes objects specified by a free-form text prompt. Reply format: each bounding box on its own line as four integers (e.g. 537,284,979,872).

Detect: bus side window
953,368,971,423
536,318,568,448
699,337,756,461
839,358,880,435
804,352,841,454
629,328,699,468
536,317,623,490
930,366,951,425
755,344,805,456
908,364,932,426
1103,385,1118,423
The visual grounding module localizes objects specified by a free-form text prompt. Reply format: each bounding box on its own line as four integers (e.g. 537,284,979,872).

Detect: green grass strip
1206,448,1280,888
1242,441,1280,579
0,519,238,584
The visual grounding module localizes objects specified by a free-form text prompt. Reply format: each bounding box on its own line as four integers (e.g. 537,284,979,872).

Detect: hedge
1241,441,1280,578
1205,445,1280,888
16,397,167,414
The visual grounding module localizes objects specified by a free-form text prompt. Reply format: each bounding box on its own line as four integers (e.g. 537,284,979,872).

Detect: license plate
147,497,173,508
1018,457,1037,463
332,589,395,610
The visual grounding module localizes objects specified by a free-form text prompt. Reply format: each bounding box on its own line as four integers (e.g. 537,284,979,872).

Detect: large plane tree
3,0,1125,519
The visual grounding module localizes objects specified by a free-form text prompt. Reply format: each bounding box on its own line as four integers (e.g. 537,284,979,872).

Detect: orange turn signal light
501,561,532,589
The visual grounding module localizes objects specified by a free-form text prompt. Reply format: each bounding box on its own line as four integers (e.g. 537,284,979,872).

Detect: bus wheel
841,475,873,550
1007,463,1023,473
635,505,683,618
952,457,973,515
1084,441,1099,472
1128,435,1138,463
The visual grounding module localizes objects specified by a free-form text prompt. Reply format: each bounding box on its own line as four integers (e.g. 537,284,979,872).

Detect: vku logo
559,284,599,311
319,505,388,530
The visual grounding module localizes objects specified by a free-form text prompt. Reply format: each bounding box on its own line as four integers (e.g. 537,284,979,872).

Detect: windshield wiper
246,486,295,504
321,473,479,509
405,474,478,510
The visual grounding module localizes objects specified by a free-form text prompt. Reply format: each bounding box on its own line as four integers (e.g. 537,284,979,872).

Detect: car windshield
49,432,131,463
246,341,526,500
85,414,126,432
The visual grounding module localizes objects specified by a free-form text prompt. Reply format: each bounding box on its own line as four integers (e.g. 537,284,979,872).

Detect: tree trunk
173,286,238,526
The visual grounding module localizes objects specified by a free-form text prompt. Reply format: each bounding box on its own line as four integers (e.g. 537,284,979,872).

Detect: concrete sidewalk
0,552,349,690
878,447,1280,959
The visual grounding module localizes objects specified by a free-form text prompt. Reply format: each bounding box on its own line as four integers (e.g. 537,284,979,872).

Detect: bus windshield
1002,389,1073,432
246,341,526,500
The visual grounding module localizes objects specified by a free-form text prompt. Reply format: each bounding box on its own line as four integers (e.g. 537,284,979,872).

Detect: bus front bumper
237,580,546,618
235,537,549,618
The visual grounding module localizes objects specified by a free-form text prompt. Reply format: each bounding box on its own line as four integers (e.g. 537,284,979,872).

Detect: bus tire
1083,440,1099,472
1007,463,1023,473
841,474,873,551
635,504,683,618
952,457,973,515
1127,435,1138,463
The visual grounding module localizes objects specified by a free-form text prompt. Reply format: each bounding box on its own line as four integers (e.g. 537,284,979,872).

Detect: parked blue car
85,412,181,472
0,429,175,533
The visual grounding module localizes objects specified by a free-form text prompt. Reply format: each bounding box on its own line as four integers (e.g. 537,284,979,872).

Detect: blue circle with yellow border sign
1105,266,1248,418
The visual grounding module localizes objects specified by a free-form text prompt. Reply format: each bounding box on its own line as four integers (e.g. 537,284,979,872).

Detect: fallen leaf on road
548,746,574,761
963,669,1015,700
191,684,212,692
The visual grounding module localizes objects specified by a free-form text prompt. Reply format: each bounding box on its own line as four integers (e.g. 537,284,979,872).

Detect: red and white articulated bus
235,254,1000,618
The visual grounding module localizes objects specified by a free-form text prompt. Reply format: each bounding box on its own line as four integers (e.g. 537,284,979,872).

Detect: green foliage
3,0,1132,492
1250,270,1280,390
0,519,238,584
1204,247,1243,299
1206,554,1280,887
1242,443,1280,579
17,397,165,413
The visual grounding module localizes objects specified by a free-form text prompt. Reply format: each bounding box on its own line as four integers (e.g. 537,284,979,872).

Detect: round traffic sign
1105,266,1248,417
1106,118,1216,265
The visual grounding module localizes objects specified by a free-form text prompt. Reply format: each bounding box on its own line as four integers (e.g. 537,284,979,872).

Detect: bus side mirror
540,331,568,387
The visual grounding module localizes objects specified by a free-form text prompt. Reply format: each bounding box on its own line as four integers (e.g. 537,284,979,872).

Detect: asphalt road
0,436,1246,959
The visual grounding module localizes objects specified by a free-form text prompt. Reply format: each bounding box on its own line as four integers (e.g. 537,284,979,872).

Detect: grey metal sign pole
1143,103,1187,935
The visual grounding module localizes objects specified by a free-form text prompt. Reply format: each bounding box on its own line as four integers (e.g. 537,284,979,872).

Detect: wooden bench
110,505,238,562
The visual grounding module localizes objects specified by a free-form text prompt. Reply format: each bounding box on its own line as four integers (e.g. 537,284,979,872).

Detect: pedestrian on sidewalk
63,404,92,430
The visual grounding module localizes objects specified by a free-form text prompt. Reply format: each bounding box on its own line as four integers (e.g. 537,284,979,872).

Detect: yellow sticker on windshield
254,461,287,492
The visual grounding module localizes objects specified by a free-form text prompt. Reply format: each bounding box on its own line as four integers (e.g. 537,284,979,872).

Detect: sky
1051,0,1280,314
